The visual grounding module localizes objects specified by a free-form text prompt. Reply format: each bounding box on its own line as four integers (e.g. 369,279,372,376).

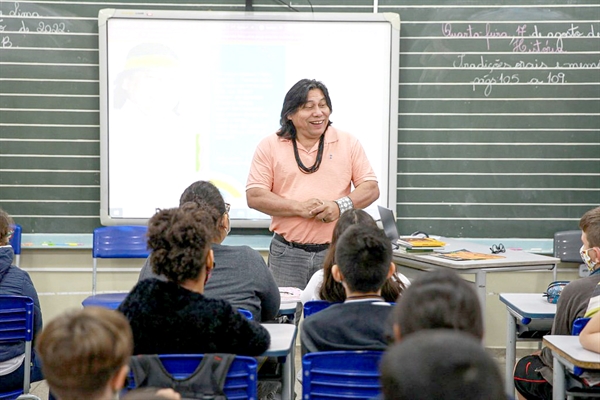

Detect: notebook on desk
377,205,446,252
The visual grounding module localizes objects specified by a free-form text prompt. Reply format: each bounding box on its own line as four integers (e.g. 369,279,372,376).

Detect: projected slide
99,10,399,226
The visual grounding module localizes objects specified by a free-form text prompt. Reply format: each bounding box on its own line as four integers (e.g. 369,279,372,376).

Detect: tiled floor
29,345,529,400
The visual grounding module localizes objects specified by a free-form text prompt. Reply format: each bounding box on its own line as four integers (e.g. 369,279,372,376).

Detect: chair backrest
570,317,592,378
302,350,384,400
82,292,128,310
303,300,335,318
554,230,583,263
572,317,591,336
92,225,150,295
9,224,22,267
237,308,253,320
0,295,36,398
126,354,257,400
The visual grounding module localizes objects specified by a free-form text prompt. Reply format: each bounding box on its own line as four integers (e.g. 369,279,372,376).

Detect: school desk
499,293,557,395
543,335,600,400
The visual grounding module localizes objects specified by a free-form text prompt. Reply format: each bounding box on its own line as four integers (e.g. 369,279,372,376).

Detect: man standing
246,79,379,289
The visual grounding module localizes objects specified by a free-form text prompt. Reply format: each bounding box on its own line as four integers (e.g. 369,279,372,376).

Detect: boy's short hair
580,206,600,248
392,270,483,340
334,224,392,293
36,307,133,400
380,330,505,400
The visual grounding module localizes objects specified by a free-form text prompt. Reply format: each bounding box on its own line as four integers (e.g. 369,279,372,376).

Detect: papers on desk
431,249,506,261
279,287,302,302
396,237,446,252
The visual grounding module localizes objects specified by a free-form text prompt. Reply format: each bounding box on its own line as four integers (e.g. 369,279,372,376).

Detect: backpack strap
128,354,162,388
128,353,235,400
192,353,235,399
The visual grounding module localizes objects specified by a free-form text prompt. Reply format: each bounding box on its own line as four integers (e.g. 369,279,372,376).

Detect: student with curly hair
139,180,280,322
119,203,270,356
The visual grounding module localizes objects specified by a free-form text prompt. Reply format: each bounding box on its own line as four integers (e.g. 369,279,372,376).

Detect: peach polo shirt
246,126,377,244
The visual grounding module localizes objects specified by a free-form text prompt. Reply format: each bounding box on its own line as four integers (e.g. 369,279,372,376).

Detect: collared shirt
246,126,377,244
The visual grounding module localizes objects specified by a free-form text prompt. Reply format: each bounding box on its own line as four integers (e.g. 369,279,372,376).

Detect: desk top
544,335,600,369
499,293,557,319
393,237,559,271
262,323,297,358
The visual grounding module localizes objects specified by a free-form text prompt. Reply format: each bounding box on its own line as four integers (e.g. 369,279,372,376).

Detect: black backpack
128,353,235,400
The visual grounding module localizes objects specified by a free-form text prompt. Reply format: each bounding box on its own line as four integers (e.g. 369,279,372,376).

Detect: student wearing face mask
514,206,600,400
138,180,280,322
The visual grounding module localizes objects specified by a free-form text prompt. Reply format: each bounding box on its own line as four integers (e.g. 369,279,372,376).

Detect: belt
273,233,329,253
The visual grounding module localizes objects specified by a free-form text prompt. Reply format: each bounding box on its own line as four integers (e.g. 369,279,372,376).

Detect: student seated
300,224,396,356
380,330,505,400
300,209,409,305
514,206,600,400
0,208,44,391
36,307,180,400
390,269,484,342
139,180,280,322
119,202,270,356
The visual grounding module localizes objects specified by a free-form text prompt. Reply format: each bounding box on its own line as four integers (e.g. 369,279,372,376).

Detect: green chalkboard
0,0,598,238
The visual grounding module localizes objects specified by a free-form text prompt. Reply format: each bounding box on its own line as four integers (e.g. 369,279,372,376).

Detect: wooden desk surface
544,335,600,369
393,237,559,271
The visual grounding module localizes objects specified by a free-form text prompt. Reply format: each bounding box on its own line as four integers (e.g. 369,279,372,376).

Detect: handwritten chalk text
442,23,508,50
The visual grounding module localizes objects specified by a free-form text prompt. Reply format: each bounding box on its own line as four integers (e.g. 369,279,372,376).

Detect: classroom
0,0,599,399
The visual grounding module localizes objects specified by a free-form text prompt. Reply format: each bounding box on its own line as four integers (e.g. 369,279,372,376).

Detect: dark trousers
0,351,44,392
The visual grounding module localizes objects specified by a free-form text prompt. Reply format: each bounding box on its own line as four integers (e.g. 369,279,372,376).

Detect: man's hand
309,200,338,223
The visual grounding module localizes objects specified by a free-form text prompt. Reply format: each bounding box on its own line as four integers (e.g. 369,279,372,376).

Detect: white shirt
300,269,411,304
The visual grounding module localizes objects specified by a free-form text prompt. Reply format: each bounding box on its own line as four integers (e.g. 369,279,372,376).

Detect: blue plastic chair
302,350,384,400
126,354,258,400
8,224,22,268
0,295,41,400
237,308,253,320
572,317,591,336
91,225,150,295
303,300,335,318
82,292,128,310
563,316,600,398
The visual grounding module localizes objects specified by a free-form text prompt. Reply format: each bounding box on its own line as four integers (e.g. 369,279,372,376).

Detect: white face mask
580,245,598,272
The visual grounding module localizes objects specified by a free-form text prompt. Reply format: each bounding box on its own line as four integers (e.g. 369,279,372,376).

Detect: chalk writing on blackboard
0,2,70,49
442,22,600,97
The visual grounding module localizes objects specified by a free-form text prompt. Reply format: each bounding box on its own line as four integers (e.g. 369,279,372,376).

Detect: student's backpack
543,280,570,304
128,353,235,400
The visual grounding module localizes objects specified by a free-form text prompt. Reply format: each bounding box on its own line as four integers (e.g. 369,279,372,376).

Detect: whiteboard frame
98,9,400,227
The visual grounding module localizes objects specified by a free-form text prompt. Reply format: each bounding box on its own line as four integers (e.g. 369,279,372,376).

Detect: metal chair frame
8,224,22,268
0,295,41,400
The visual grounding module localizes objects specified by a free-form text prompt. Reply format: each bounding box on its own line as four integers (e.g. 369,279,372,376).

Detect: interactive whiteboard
98,9,400,227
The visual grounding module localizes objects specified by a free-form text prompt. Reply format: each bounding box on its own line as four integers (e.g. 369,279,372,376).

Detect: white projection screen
98,9,400,227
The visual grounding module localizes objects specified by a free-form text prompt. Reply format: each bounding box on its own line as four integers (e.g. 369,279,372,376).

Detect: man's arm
310,180,380,223
246,187,323,219
347,180,380,209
